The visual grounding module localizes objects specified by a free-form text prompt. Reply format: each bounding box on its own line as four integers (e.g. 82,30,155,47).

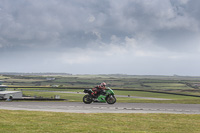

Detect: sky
1,0,200,75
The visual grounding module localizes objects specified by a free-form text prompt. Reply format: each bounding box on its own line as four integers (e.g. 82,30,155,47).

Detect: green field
5,87,199,104
1,74,200,104
0,110,199,133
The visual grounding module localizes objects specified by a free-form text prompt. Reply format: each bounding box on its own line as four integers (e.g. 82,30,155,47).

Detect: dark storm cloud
0,0,199,51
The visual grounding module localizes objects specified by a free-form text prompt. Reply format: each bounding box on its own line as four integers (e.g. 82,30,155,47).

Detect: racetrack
0,102,199,114
22,90,172,100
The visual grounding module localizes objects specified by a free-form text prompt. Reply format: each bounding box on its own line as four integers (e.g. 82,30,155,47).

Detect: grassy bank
0,110,199,133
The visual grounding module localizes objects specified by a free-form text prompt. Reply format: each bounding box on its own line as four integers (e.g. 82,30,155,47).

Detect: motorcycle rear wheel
83,95,93,104
106,95,116,104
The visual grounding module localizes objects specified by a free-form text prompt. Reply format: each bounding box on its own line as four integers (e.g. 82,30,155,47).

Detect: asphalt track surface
0,102,200,114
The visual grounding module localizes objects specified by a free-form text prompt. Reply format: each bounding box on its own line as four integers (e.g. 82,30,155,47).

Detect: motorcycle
83,87,116,104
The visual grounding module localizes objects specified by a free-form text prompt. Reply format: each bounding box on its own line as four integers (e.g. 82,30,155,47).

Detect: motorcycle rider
92,82,106,97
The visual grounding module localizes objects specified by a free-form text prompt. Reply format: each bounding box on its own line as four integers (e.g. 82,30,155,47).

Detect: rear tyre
106,95,116,104
83,95,93,104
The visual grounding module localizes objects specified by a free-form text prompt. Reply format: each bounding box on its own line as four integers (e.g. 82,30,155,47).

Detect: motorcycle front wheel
83,95,93,104
106,95,116,104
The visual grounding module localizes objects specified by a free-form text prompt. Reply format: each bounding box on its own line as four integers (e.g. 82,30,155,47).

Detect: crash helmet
101,82,106,87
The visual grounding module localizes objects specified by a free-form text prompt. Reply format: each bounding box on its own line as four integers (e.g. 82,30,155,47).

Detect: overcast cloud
1,0,200,75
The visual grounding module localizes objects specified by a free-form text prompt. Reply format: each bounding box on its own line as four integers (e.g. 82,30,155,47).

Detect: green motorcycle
83,87,116,104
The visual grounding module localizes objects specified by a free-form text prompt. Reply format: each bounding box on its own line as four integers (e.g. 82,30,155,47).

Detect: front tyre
106,95,116,104
83,95,93,104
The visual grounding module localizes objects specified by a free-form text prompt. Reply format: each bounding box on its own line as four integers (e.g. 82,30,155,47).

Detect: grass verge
21,90,200,104
0,110,200,133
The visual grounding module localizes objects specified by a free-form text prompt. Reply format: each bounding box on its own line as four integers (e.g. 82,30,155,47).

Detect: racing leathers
92,85,106,97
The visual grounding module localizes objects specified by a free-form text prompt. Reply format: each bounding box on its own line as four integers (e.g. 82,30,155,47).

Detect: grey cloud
1,0,199,51
1,0,200,75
